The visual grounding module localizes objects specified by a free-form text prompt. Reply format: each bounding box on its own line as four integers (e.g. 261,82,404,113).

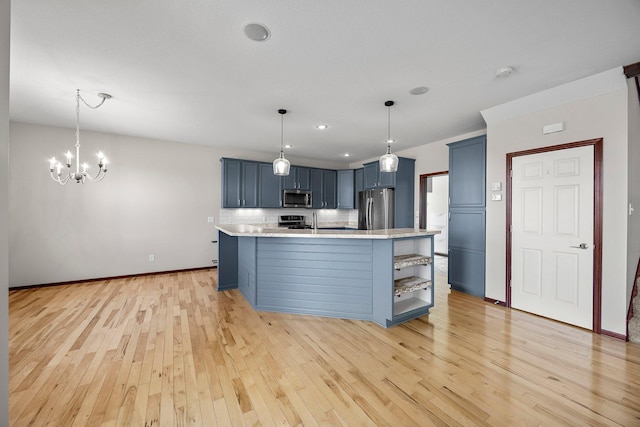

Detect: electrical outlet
149,254,155,261
208,217,215,223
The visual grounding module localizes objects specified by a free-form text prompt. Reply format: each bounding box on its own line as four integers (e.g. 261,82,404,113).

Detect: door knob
570,243,589,249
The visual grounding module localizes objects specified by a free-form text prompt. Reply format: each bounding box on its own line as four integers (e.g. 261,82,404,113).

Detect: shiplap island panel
216,225,439,327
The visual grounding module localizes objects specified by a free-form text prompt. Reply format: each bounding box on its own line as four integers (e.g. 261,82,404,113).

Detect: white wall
628,77,640,304
483,70,629,335
9,121,345,287
0,0,10,421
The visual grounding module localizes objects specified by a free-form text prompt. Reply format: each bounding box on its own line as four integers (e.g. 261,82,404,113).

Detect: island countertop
216,224,440,239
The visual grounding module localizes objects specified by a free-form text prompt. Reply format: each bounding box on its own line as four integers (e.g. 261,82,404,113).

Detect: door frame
506,138,603,333
419,171,448,229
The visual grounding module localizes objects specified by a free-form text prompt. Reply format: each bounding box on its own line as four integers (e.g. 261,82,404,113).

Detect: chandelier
379,100,399,173
273,108,291,176
49,89,111,184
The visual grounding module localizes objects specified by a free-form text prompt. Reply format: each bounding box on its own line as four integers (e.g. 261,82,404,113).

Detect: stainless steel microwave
282,189,312,208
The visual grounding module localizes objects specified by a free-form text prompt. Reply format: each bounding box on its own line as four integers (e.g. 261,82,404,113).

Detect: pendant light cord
387,104,391,143
386,100,394,154
280,112,284,156
278,108,287,158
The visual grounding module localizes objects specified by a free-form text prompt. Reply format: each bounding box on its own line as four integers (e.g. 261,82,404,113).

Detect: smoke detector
495,66,514,78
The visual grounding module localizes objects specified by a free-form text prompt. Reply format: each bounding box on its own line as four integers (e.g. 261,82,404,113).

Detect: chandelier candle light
379,100,399,173
273,108,291,176
49,89,111,184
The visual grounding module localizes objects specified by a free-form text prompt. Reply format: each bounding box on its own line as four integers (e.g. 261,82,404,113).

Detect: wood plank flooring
9,269,640,426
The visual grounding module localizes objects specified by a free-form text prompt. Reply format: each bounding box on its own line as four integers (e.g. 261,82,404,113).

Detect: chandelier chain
49,89,110,184
78,91,108,110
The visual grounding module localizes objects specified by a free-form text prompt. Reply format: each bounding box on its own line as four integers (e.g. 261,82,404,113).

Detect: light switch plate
491,194,502,201
491,182,502,191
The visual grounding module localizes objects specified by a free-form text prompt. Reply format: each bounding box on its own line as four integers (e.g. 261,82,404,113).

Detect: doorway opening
419,172,449,281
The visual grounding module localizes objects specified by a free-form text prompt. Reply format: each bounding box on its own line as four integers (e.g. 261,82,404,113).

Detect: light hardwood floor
9,269,640,426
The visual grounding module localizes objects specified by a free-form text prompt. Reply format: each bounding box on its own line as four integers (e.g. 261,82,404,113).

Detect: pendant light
379,100,399,173
273,109,291,176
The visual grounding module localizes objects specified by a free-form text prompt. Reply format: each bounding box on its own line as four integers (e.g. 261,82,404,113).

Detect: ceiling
9,0,640,165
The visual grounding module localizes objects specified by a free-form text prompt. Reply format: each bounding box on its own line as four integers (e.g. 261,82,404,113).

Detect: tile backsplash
219,208,357,226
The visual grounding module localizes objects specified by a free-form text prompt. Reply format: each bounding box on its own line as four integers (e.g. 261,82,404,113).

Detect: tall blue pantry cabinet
447,136,486,297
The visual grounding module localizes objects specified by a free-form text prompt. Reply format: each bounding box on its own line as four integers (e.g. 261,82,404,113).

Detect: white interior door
511,145,594,329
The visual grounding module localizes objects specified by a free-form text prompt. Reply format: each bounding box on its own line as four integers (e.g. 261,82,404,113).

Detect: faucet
312,212,318,230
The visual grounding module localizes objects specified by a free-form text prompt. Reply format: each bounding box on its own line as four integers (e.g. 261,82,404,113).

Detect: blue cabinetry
324,170,337,209
258,163,282,208
363,161,395,189
222,158,282,208
447,135,486,297
311,169,337,209
217,232,238,291
337,169,355,209
354,168,364,210
222,158,258,208
217,229,435,327
222,157,413,213
283,166,311,190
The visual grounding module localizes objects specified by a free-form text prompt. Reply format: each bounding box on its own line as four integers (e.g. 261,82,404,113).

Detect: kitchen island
216,224,439,327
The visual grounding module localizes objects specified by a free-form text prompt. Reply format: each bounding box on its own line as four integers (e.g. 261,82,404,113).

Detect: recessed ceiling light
315,124,328,130
243,23,270,41
409,86,430,95
284,144,293,149
342,153,351,157
495,66,514,78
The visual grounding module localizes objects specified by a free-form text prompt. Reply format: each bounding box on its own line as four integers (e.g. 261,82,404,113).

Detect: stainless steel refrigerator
358,188,395,230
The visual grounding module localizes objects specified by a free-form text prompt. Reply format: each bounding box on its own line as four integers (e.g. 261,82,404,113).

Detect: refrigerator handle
365,197,369,229
367,197,373,230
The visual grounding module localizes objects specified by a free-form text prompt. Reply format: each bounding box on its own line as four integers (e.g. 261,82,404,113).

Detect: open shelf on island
387,236,435,324
394,253,432,270
394,276,431,297
394,297,430,315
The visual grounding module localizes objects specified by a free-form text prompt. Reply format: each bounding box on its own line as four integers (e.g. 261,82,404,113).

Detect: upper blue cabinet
448,136,486,208
258,163,282,208
354,168,364,210
221,157,414,213
283,166,311,190
222,158,258,208
311,169,337,209
363,161,395,189
337,169,355,209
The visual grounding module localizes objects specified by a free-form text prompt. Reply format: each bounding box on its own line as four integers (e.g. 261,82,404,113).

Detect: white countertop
216,224,440,239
